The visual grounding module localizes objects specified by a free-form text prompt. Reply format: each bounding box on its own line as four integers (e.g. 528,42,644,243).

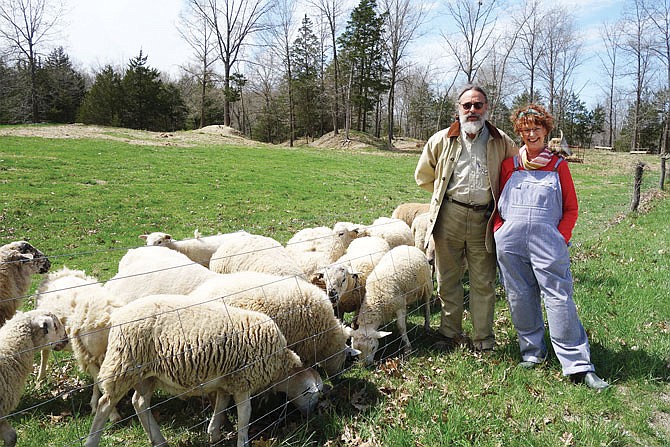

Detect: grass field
1,130,669,446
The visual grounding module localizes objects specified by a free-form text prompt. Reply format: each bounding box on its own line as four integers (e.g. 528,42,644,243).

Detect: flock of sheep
0,203,434,447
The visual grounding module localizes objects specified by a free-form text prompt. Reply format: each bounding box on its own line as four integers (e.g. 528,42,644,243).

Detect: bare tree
178,2,219,129
308,0,347,134
599,21,624,147
187,0,272,127
511,0,545,102
643,0,670,154
621,0,655,150
0,0,64,122
379,0,428,148
441,0,498,83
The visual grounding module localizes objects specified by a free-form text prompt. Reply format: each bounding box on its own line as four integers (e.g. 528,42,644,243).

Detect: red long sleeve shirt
493,155,578,243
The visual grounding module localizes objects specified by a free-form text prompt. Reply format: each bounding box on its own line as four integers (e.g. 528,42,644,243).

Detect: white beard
459,111,488,134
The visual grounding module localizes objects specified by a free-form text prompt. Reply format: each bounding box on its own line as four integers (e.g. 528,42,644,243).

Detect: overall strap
553,156,564,172
513,155,521,171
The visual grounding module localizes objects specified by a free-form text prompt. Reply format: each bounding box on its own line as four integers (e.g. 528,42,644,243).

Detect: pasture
1,126,669,446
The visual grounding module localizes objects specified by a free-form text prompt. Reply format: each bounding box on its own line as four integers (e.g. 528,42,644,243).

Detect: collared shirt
446,124,492,206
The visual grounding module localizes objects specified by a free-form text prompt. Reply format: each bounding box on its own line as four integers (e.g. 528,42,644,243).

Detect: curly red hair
510,103,554,135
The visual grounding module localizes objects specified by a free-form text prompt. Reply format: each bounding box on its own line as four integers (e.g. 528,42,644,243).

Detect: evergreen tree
121,51,165,130
78,65,124,127
38,47,86,123
291,15,321,140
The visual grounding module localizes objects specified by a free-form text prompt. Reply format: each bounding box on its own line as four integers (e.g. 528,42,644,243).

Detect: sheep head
0,240,51,274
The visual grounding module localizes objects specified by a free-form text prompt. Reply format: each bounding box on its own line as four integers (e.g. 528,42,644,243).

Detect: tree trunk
630,161,645,212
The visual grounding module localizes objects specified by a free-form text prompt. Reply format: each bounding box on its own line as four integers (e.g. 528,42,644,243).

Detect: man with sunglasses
415,84,517,353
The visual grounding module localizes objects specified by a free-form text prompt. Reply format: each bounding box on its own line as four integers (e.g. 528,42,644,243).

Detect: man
414,84,517,351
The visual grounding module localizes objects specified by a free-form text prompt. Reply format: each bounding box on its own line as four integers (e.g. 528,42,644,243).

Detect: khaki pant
433,201,497,350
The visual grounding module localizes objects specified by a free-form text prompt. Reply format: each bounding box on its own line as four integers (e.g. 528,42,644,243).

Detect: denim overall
495,156,593,375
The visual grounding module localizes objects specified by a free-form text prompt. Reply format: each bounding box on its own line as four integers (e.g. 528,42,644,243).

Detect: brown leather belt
446,197,491,212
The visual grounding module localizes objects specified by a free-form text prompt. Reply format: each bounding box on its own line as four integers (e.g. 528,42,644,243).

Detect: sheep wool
391,202,431,227
85,295,315,447
360,217,414,249
352,245,433,365
285,222,360,277
0,241,51,326
0,310,67,447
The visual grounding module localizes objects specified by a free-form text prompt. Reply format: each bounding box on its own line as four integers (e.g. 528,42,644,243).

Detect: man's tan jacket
415,120,518,253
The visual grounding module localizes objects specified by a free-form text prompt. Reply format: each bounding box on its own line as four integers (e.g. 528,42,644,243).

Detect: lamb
391,202,430,227
411,212,435,265
359,217,414,249
351,245,433,365
35,267,126,422
285,222,360,277
190,272,354,378
0,241,51,326
84,295,322,447
0,310,67,447
139,229,249,267
209,232,305,279
315,236,391,323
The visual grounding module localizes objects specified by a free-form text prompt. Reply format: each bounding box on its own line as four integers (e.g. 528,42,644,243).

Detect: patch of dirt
309,130,423,153
0,123,260,147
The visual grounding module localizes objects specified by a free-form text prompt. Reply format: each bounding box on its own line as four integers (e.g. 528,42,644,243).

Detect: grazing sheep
191,272,354,378
139,229,249,267
359,217,414,249
0,241,51,326
209,232,305,279
391,202,430,227
351,245,433,365
85,295,321,447
35,267,126,422
315,236,391,323
411,212,436,265
0,310,67,447
285,222,360,277
104,246,221,303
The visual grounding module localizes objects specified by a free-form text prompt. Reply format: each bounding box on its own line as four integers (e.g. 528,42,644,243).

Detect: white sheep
190,272,355,378
209,232,305,279
35,267,126,422
315,236,391,323
285,222,360,277
391,202,430,227
0,310,67,447
0,241,51,326
351,245,433,365
139,229,249,267
359,217,414,249
411,212,435,265
104,246,221,303
84,295,322,447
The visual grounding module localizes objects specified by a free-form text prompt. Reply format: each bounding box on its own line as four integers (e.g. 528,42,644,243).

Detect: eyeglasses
519,127,543,135
517,108,543,118
460,101,485,110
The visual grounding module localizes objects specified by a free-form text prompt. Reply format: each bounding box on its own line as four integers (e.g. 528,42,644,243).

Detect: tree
379,0,427,148
291,15,321,141
122,51,166,130
599,21,624,147
39,46,85,123
0,0,64,122
187,0,272,127
511,0,545,103
78,65,124,127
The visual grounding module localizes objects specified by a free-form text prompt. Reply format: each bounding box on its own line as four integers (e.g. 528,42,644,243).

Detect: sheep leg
0,420,17,447
132,379,167,447
207,391,232,444
423,290,432,332
37,348,49,383
396,308,411,354
84,394,119,447
89,366,122,423
233,390,252,447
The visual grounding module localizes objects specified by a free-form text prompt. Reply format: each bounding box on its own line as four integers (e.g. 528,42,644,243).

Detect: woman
493,104,608,390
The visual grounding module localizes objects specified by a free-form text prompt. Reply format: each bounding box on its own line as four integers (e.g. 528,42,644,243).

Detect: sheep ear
164,234,172,240
375,330,393,339
139,235,148,240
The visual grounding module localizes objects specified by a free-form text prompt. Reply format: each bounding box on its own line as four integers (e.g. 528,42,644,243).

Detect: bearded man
415,84,517,352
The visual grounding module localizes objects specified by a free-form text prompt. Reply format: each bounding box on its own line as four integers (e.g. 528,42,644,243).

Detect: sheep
35,267,126,422
209,232,305,279
104,246,222,303
359,217,414,249
0,310,67,447
411,212,436,265
315,236,391,324
391,202,430,227
139,229,249,267
190,272,355,378
0,241,51,327
351,245,433,365
285,222,360,277
84,295,322,447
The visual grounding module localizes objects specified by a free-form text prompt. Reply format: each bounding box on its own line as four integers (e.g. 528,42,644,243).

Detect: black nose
39,257,51,273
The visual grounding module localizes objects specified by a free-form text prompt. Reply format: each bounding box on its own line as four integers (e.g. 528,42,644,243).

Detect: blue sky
64,0,625,108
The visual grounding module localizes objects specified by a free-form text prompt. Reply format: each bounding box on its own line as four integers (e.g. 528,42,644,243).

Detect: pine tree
39,47,86,123
78,65,123,127
291,15,321,140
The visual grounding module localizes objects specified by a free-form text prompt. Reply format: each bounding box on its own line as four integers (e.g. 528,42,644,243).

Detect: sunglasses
460,101,485,110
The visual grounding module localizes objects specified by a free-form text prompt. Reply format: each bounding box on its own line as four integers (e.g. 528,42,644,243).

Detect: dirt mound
309,130,423,152
195,125,243,137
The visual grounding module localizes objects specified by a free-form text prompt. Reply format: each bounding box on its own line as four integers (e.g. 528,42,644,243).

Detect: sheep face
1,241,51,274
317,265,359,305
275,367,323,416
139,232,173,246
351,329,392,366
30,311,68,351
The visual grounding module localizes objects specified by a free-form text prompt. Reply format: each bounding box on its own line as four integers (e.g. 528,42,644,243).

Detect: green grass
1,134,668,446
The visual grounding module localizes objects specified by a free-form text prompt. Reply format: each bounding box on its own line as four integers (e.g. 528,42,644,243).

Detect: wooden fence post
661,154,669,191
631,161,646,212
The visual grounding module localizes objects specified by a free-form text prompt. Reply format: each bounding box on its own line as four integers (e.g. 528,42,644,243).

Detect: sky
63,0,626,108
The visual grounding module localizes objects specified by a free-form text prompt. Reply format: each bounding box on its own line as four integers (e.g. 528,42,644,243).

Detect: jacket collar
446,120,503,139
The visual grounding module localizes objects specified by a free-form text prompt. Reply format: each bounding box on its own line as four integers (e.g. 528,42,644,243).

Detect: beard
459,111,488,134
